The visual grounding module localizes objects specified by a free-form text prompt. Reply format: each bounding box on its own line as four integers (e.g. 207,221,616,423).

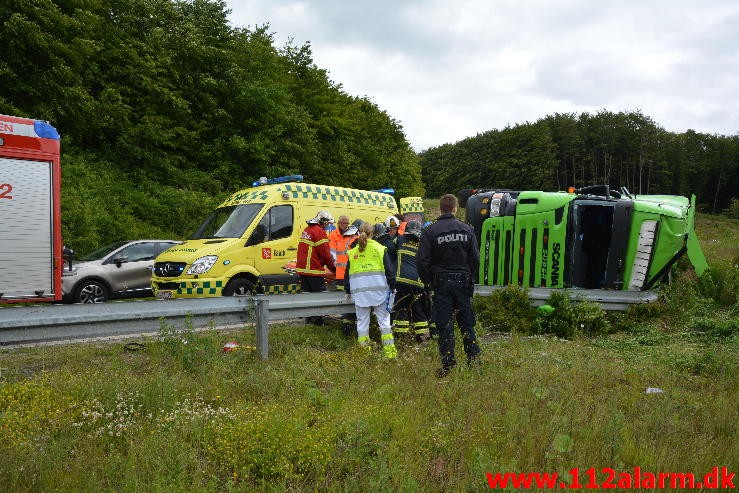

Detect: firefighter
392,220,430,342
344,222,397,359
385,215,401,239
296,210,336,325
417,194,481,377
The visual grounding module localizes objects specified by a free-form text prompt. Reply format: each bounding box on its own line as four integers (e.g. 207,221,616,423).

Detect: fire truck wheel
223,278,255,296
74,280,109,303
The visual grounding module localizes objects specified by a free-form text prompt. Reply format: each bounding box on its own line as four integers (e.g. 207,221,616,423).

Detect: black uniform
393,235,430,338
376,233,398,272
417,213,481,372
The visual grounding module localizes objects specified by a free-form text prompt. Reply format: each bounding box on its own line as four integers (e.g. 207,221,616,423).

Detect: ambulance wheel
223,278,255,296
74,280,109,303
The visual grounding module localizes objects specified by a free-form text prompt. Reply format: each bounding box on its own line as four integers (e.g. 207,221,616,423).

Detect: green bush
534,291,610,338
472,285,536,334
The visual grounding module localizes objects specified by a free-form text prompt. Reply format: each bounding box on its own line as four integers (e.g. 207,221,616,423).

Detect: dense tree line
0,0,422,253
420,111,738,213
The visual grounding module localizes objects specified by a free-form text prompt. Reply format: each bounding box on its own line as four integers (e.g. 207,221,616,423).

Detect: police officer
417,194,481,377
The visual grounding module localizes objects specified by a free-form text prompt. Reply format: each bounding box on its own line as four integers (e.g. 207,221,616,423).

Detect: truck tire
74,280,109,303
223,278,255,296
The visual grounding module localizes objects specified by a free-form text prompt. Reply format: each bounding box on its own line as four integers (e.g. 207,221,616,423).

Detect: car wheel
223,278,255,296
74,280,109,303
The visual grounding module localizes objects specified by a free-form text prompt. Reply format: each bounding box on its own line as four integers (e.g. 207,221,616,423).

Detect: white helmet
307,210,334,225
385,216,400,229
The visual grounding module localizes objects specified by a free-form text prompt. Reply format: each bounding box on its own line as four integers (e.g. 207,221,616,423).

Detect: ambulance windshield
190,204,264,239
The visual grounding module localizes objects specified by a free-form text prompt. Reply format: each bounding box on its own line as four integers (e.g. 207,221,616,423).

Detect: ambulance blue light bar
252,175,304,187
372,188,395,195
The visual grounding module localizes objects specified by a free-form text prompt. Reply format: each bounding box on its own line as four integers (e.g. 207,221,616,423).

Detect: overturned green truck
460,186,707,291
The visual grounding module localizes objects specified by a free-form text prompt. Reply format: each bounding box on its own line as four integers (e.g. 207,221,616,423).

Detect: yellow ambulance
151,176,410,298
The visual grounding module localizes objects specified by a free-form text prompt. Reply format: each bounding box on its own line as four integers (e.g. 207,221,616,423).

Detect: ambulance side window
269,205,293,240
246,205,293,245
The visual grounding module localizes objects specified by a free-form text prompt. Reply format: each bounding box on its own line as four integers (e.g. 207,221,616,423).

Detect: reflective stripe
301,238,328,248
383,344,397,359
295,268,326,275
358,335,371,345
396,275,423,287
381,333,395,345
393,319,411,333
296,239,327,275
349,272,388,294
330,247,348,257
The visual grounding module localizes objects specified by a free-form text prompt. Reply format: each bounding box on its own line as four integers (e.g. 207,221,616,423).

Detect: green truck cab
461,186,707,291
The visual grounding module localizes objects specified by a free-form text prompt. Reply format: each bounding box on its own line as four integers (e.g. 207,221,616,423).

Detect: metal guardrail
0,293,357,355
0,287,657,354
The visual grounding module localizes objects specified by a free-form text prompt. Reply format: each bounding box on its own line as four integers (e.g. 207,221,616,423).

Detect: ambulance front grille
154,262,186,278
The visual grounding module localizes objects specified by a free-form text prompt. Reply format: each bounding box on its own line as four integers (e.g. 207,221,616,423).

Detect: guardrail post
254,296,269,360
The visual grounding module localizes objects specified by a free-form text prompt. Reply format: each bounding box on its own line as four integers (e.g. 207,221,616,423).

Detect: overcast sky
226,0,739,151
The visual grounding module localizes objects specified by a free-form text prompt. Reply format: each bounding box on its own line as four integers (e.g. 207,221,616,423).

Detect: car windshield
190,204,264,239
79,241,129,261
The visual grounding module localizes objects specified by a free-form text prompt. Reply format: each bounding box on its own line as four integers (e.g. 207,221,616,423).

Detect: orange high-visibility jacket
328,229,357,281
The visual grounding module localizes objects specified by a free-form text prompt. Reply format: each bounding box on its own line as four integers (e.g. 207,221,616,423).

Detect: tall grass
1,317,736,491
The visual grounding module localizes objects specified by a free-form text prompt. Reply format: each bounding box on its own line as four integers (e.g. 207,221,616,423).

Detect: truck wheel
223,278,255,296
74,280,109,303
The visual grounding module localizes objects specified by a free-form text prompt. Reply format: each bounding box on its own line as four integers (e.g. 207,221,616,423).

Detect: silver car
62,240,180,303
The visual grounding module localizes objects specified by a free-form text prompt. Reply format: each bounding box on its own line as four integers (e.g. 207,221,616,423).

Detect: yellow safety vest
347,240,388,307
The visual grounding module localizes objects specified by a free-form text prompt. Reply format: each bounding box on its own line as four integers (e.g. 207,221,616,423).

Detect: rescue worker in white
343,221,398,359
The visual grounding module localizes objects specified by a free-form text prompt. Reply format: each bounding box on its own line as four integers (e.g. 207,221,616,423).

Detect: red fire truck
0,114,62,303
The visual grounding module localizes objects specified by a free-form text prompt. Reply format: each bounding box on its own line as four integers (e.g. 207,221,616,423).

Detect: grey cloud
227,0,739,148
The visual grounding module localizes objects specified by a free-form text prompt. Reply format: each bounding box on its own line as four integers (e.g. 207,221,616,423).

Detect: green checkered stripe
400,198,425,213
177,280,223,295
283,184,395,207
265,283,301,294
222,189,270,206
